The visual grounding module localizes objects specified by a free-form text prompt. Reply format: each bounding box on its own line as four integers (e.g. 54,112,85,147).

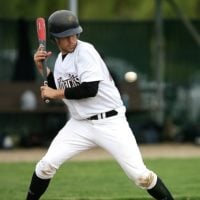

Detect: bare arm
34,46,64,101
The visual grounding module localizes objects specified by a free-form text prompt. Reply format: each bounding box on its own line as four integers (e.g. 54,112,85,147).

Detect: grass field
0,158,200,200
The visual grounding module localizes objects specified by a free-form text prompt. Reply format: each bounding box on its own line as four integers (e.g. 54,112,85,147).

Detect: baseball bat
36,17,50,103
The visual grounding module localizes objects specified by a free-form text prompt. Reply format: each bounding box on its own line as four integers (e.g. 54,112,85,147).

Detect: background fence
0,19,200,147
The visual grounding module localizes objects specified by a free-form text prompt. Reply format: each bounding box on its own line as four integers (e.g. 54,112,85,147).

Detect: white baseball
124,71,137,82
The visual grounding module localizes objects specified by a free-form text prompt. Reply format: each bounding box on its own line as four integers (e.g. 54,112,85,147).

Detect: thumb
47,51,52,58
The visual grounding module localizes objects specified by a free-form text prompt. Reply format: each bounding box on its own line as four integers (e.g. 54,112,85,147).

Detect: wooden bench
0,82,65,113
0,81,144,113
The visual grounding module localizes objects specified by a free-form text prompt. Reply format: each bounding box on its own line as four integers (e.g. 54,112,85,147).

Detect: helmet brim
50,26,83,38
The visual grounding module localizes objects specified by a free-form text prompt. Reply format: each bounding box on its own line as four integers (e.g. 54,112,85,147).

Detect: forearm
41,77,99,100
64,81,99,99
52,89,65,99
47,71,57,89
38,66,51,77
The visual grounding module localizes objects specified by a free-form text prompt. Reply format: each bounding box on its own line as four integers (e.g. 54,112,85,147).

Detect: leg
93,115,174,200
26,118,96,200
26,159,57,200
26,171,50,200
147,177,174,200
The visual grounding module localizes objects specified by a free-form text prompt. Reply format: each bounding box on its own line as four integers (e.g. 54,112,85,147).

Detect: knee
35,160,57,179
135,171,157,190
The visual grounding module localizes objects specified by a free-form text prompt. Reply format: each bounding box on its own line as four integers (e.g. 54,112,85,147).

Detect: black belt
87,110,118,120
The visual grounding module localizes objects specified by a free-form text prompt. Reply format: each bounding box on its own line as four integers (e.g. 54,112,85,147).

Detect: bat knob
43,81,50,103
45,99,50,104
44,81,48,86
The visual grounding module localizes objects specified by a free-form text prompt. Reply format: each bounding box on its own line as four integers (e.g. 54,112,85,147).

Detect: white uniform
36,40,157,190
54,40,123,119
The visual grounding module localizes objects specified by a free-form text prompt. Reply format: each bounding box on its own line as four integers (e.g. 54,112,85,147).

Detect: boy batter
26,10,174,200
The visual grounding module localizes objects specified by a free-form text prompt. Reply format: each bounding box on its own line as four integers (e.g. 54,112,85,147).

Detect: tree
0,0,199,20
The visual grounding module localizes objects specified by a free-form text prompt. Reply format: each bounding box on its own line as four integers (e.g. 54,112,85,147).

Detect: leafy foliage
0,0,199,20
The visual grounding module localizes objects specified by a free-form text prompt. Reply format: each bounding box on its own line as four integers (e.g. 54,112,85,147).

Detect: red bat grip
36,18,46,47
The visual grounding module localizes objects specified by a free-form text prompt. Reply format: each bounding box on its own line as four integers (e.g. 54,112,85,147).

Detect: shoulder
76,40,95,52
75,40,99,58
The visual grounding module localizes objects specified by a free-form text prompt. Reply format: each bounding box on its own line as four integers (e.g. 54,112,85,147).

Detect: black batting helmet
48,10,83,38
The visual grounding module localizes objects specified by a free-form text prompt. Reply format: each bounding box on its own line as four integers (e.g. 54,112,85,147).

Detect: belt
87,110,118,120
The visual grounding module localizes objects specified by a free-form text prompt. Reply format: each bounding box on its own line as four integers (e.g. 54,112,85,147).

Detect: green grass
0,158,200,200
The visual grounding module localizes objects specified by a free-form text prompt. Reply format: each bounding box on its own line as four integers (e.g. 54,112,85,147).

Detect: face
55,35,78,54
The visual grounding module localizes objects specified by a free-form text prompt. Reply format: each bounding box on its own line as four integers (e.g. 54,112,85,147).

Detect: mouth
69,43,77,51
68,45,76,51
64,45,76,53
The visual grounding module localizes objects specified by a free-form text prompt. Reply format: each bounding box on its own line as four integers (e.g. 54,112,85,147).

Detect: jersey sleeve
64,81,99,99
76,45,104,83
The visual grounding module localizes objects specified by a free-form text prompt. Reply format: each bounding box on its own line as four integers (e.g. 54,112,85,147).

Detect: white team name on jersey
57,73,80,89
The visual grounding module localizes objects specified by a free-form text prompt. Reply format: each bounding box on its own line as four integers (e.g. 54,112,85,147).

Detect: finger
41,93,45,99
34,50,46,57
34,53,45,61
40,86,45,91
34,52,48,63
41,85,48,90
46,51,52,58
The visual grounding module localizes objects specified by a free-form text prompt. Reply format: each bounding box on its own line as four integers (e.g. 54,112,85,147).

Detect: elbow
89,88,98,97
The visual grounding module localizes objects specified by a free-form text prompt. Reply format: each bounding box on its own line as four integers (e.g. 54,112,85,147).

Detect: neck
62,54,67,60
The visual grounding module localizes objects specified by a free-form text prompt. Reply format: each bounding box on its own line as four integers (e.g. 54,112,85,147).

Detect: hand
40,85,65,100
34,45,52,76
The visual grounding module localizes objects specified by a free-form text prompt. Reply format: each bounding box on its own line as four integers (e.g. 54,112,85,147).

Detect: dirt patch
0,143,200,163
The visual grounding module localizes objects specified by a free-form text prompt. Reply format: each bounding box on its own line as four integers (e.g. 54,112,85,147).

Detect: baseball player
26,10,174,200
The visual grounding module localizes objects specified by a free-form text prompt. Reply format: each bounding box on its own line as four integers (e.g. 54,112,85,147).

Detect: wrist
46,67,51,76
36,62,51,76
54,89,65,99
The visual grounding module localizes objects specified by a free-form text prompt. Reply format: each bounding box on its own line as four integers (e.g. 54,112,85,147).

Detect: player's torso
53,40,123,120
54,53,80,90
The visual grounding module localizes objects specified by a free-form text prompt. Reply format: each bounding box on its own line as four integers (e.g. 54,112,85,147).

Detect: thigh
41,118,96,168
94,116,148,179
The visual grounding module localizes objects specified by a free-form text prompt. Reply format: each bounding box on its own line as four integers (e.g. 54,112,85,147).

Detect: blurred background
0,0,200,149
